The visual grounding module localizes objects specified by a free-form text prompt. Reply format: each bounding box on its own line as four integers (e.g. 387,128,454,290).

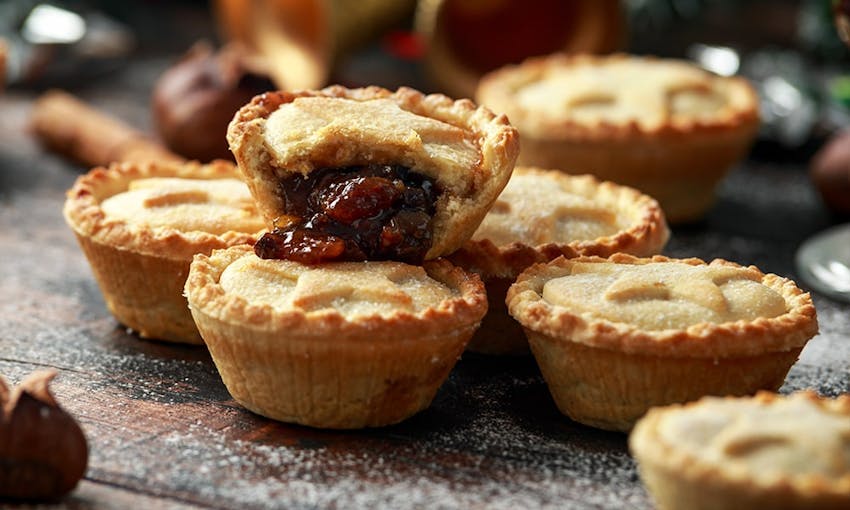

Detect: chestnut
0,370,88,501
152,42,274,162
810,129,850,215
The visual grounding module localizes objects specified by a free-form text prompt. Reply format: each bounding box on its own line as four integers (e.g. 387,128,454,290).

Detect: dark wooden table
3,21,850,510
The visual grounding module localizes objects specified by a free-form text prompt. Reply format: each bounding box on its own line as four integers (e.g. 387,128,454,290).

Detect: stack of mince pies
64,60,819,439
67,85,518,428
187,85,518,428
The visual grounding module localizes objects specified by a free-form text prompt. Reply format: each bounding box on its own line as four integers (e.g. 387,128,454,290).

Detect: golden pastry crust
63,160,264,344
508,254,816,358
185,245,487,428
187,246,486,334
227,85,519,260
449,167,668,355
478,53,758,139
450,168,670,279
630,392,850,510
476,54,760,223
64,160,262,260
506,254,818,430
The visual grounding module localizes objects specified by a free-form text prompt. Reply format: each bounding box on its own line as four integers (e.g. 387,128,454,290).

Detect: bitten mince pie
227,85,519,264
449,167,669,355
63,160,265,344
506,254,818,431
185,245,487,429
476,54,760,223
630,391,850,510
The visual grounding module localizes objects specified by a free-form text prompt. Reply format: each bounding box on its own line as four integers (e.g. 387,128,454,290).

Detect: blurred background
3,0,850,161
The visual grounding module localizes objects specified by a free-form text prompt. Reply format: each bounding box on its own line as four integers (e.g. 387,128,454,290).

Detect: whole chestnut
152,42,274,162
0,370,88,501
810,129,850,215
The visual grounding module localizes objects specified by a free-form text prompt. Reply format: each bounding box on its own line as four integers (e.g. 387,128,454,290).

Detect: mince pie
449,167,669,354
184,245,486,428
63,160,265,344
506,254,818,431
227,85,519,264
630,391,850,510
476,54,760,223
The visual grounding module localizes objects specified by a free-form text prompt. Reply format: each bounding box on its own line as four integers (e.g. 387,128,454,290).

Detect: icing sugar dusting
85,357,651,510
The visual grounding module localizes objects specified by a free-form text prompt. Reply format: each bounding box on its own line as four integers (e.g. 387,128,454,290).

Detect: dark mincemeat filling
254,164,438,264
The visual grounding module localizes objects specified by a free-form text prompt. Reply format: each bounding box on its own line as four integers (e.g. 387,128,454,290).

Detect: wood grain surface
2,30,849,510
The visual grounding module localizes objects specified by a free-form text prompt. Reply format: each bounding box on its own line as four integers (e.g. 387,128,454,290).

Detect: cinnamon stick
30,90,184,167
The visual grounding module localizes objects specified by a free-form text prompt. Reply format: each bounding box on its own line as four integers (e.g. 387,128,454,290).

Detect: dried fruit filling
255,164,438,264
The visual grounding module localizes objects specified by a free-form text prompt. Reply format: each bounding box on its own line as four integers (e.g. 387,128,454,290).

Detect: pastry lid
507,254,818,358
450,167,669,279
